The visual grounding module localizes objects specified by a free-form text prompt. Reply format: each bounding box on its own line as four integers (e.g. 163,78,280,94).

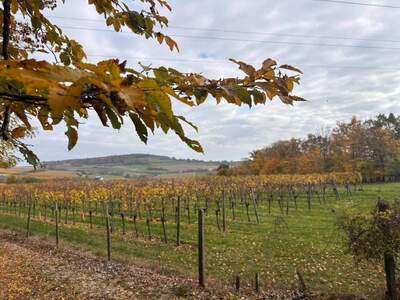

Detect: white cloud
24,0,400,162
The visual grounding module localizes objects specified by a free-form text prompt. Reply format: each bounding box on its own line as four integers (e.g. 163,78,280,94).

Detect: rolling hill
42,153,227,178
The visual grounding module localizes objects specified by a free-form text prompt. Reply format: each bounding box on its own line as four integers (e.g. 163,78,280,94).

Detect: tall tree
367,113,400,139
231,115,400,181
0,0,304,166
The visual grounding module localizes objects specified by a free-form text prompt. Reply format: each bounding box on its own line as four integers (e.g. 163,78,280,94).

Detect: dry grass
0,167,78,179
25,171,79,179
0,167,30,175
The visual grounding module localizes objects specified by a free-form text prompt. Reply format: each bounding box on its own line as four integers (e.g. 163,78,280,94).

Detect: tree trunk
1,0,11,139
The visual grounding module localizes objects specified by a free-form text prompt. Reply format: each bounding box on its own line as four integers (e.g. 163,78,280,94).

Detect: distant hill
43,153,228,178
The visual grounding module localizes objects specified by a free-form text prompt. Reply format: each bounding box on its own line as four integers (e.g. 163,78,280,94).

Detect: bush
339,199,400,299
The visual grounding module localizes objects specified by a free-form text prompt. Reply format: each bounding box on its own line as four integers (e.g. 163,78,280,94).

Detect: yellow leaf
156,33,164,44
262,58,277,70
229,59,256,77
279,64,303,74
65,126,78,151
120,87,146,107
164,36,179,52
48,87,81,118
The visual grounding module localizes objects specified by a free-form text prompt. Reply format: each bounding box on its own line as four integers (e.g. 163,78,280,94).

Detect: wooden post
252,190,260,224
198,209,205,287
384,253,398,300
346,183,351,197
65,205,68,224
121,213,126,235
161,216,168,243
55,202,59,248
146,216,152,240
377,200,398,300
105,205,111,261
278,189,284,214
18,198,21,216
222,190,226,232
216,209,221,231
26,201,32,238
255,272,260,293
333,184,340,200
245,202,251,222
268,192,272,215
231,198,236,220
133,214,139,238
235,275,240,292
286,197,289,216
176,196,181,246
89,210,93,229
109,203,114,234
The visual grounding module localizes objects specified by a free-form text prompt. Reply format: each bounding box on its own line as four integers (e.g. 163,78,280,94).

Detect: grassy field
0,182,397,297
43,153,221,178
0,167,79,180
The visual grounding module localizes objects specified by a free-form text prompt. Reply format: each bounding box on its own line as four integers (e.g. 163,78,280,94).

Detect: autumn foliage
228,114,400,182
0,0,304,166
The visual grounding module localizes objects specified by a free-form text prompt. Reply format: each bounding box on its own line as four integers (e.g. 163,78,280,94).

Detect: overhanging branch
0,92,48,105
1,0,12,140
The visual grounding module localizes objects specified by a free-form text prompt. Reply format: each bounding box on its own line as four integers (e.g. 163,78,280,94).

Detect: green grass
1,182,398,296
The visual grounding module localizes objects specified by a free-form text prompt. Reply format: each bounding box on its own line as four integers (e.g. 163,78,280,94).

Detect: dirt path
0,229,304,299
0,229,228,299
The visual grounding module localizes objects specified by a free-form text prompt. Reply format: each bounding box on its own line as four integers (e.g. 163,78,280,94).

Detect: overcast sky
24,0,400,162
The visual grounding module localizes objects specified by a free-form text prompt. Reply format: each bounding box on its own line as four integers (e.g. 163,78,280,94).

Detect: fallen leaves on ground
0,229,301,299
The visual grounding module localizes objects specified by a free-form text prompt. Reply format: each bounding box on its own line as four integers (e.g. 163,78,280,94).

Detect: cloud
25,0,400,162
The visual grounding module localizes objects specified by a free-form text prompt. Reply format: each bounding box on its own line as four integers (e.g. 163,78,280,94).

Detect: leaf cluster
0,0,304,166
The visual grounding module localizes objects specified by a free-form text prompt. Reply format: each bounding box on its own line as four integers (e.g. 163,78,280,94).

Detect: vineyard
0,172,393,297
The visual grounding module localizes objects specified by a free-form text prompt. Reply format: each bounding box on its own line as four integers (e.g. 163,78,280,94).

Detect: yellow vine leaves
0,0,305,166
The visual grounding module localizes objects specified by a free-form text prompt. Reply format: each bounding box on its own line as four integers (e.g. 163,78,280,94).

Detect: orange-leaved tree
0,0,304,166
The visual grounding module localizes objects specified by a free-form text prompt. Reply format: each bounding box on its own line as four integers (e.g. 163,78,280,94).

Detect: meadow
0,175,395,297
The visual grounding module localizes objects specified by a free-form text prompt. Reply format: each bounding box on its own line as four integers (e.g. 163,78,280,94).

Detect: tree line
220,114,400,182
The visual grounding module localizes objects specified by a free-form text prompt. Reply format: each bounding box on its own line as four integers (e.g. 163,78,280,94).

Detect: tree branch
0,92,48,105
2,0,10,60
1,0,12,140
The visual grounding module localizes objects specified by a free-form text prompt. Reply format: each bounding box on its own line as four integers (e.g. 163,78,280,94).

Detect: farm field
43,153,222,178
0,175,394,298
0,167,79,180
